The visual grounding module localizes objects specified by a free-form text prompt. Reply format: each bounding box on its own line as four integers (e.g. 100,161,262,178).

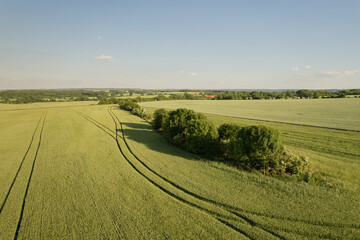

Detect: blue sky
0,0,359,89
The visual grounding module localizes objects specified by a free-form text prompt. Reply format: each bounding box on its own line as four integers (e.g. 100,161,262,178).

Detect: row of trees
99,89,359,105
153,108,310,176
98,93,208,105
205,89,352,100
2,88,358,104
118,99,151,120
107,88,360,99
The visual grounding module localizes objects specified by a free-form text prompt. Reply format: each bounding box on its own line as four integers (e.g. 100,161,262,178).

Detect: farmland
140,98,360,131
1,100,360,239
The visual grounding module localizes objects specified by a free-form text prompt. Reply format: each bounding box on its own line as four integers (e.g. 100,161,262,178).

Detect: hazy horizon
1,1,359,90
0,87,355,91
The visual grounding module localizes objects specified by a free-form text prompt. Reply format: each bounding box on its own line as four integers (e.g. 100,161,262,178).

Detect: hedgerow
151,108,310,177
119,100,151,120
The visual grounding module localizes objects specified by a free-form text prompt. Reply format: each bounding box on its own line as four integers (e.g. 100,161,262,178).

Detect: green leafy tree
230,125,283,172
218,123,242,141
152,108,169,130
162,108,218,153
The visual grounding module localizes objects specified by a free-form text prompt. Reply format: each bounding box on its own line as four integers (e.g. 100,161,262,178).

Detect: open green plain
1,101,360,239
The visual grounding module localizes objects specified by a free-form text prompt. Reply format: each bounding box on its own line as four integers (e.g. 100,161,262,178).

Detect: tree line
99,89,360,105
1,88,359,104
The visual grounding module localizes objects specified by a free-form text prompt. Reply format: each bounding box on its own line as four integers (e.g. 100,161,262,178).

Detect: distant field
0,102,359,239
140,98,360,131
0,101,96,111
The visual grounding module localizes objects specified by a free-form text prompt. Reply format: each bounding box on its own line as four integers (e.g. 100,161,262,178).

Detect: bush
281,151,310,175
218,123,242,141
162,108,218,154
119,100,140,111
230,125,283,172
119,100,152,120
152,108,169,131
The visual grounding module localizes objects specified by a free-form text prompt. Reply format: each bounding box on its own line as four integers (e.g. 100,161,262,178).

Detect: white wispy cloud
344,70,359,76
179,70,197,76
309,69,359,80
304,65,312,69
319,71,342,77
94,55,114,61
291,67,300,71
97,36,102,40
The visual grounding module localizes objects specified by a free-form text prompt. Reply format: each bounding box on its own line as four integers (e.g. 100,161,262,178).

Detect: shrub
281,151,310,175
217,123,242,158
152,108,169,130
119,100,152,120
218,123,242,141
119,99,140,111
162,108,218,154
230,125,283,172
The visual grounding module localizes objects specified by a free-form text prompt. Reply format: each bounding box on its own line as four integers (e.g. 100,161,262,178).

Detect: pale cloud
314,69,359,79
188,72,197,76
304,65,312,69
94,55,114,61
179,70,197,76
97,36,102,40
344,70,359,76
291,67,300,71
320,71,342,77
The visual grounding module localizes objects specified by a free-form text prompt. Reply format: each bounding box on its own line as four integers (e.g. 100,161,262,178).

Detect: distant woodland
0,88,359,104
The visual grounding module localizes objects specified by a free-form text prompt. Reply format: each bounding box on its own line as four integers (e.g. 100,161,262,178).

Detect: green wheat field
1,99,360,239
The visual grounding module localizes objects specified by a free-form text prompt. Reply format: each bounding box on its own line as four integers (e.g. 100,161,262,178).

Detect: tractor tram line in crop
81,106,352,239
0,114,44,215
108,107,360,236
107,109,267,240
11,112,47,240
75,107,359,239
75,111,118,140
109,107,290,239
78,110,257,239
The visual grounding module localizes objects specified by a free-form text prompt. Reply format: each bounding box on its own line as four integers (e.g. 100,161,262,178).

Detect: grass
0,101,359,239
140,98,360,131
